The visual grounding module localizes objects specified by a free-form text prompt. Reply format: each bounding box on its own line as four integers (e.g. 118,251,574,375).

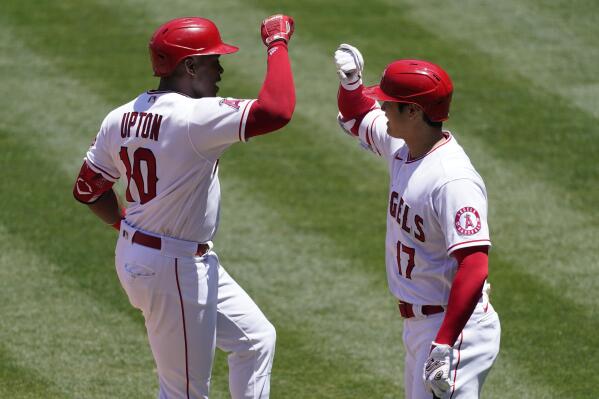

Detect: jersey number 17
396,240,416,279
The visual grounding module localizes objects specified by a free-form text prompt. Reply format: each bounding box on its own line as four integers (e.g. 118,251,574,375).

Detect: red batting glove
261,14,294,46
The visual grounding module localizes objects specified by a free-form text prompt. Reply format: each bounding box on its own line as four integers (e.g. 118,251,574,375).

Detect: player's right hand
334,43,364,90
261,14,294,46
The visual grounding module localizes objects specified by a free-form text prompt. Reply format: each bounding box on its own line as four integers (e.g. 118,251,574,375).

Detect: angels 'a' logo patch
219,98,242,110
454,207,481,236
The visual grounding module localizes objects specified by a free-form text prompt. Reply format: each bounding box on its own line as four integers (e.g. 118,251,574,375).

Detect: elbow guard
73,161,115,204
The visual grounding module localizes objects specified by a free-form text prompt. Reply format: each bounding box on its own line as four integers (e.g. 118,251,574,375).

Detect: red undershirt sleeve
336,85,377,136
338,84,376,120
245,42,295,138
434,246,489,346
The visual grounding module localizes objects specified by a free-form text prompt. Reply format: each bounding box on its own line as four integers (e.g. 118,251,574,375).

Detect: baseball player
72,15,295,399
334,44,501,398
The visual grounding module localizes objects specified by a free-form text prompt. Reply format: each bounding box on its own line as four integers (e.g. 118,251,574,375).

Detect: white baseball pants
115,223,276,399
402,297,500,399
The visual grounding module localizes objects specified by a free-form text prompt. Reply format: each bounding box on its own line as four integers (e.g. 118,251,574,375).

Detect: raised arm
245,15,296,138
335,43,377,135
334,44,403,159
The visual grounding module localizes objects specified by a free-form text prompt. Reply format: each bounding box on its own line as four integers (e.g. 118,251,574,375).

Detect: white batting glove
423,342,452,397
334,43,364,90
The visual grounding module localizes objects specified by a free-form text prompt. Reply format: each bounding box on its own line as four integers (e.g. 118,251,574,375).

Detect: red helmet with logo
149,17,239,77
363,59,453,122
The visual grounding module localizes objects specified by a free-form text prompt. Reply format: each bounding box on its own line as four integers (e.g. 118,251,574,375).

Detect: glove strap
341,77,362,91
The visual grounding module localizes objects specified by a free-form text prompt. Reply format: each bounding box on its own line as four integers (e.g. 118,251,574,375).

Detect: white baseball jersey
341,107,491,306
85,91,255,243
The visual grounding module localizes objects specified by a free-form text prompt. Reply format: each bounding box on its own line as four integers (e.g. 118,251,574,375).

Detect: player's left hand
423,342,452,397
261,14,294,46
334,43,364,90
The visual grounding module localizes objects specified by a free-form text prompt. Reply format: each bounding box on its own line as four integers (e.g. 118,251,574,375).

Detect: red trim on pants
175,258,190,399
449,332,464,399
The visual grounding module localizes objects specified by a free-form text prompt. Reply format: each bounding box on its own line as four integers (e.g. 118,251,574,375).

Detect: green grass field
1,0,598,398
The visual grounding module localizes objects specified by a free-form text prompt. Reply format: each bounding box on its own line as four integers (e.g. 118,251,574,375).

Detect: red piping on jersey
447,239,491,252
238,100,253,141
175,259,190,399
405,132,452,163
365,120,373,147
369,115,383,155
449,332,463,399
86,159,119,181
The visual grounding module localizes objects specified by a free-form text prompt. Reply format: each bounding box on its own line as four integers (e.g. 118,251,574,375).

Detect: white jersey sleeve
355,107,404,161
433,178,491,254
85,114,120,182
188,98,256,160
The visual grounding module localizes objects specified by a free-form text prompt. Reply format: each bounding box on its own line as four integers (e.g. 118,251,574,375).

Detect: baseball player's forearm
87,189,123,227
245,42,295,137
434,246,489,346
74,160,123,230
337,85,376,136
338,85,376,120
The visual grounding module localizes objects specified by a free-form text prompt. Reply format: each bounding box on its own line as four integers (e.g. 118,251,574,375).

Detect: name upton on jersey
120,111,164,141
389,191,426,243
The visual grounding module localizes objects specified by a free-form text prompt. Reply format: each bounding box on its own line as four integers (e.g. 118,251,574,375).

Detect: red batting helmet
149,17,239,77
363,59,453,121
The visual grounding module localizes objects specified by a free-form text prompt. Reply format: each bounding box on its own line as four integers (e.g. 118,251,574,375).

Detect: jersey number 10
119,146,158,204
